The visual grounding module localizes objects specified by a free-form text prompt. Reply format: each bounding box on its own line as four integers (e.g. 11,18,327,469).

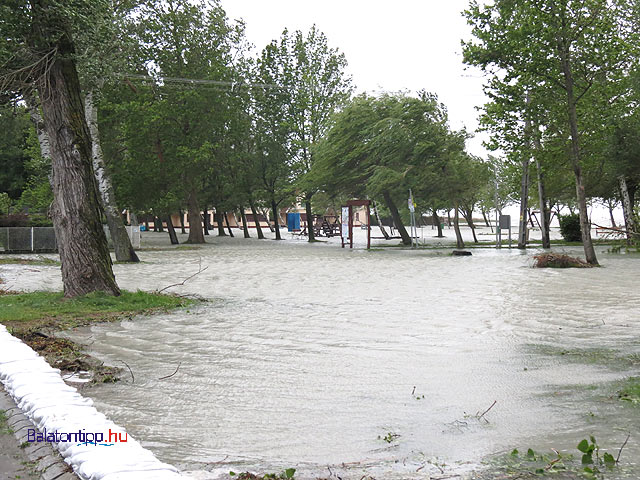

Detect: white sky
220,0,490,157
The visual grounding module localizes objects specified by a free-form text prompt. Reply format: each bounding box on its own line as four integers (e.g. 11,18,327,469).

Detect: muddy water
5,238,640,478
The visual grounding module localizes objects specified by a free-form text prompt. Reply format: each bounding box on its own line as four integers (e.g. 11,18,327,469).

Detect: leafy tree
255,26,352,241
463,0,638,265
313,92,462,246
1,0,119,296
0,103,30,202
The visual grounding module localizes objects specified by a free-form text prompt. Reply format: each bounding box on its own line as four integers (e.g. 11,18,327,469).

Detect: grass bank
0,290,194,382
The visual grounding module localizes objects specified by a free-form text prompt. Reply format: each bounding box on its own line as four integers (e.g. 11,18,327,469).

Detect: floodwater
3,231,640,479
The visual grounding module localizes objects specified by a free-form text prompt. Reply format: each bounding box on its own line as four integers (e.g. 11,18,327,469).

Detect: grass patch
0,256,60,266
0,409,13,435
0,290,189,324
618,377,640,404
0,290,195,382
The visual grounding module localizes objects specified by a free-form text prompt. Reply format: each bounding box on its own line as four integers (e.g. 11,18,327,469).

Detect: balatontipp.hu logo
28,428,128,447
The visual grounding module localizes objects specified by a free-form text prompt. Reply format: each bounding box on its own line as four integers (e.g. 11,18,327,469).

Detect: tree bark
249,200,264,239
36,45,119,296
462,208,478,243
271,199,282,240
372,200,390,240
453,205,465,248
606,199,617,228
532,134,550,248
382,190,411,245
185,190,204,243
558,36,598,265
517,153,530,249
214,210,226,236
224,212,234,237
202,210,210,236
305,193,316,242
262,207,275,232
25,94,52,165
619,175,635,244
166,215,179,245
433,209,444,237
85,91,139,263
156,216,164,232
178,209,186,234
240,207,250,238
481,209,491,229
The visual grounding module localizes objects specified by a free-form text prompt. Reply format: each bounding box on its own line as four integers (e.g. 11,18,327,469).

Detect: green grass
618,377,640,404
0,257,60,266
0,290,190,323
0,409,13,435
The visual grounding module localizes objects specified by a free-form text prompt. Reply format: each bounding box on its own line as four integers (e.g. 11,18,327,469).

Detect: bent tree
464,0,635,265
0,0,119,296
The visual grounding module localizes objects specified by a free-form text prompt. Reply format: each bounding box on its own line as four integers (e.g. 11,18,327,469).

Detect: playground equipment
341,199,371,249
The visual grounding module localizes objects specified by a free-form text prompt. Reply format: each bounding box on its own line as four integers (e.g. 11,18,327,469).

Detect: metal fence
0,225,140,253
0,227,57,253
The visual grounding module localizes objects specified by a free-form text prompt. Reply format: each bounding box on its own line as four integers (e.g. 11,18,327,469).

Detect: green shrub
559,214,583,242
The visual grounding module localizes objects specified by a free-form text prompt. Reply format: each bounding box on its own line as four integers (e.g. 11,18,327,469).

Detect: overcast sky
219,0,490,156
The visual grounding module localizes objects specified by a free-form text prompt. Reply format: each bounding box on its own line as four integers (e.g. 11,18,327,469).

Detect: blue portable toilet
287,212,301,232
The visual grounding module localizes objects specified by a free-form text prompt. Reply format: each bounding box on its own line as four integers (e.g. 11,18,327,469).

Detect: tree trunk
37,47,119,297
185,190,205,243
305,193,316,242
224,212,234,237
262,207,275,232
214,210,226,236
144,217,149,232
447,210,452,228
156,216,164,232
433,209,444,237
202,208,210,236
559,42,598,265
532,135,551,248
178,209,186,234
517,153,530,249
619,175,635,244
453,205,465,248
249,200,264,239
25,94,52,165
271,199,282,240
462,208,478,243
240,207,250,238
166,215,179,245
382,190,411,245
85,91,139,263
606,199,617,228
372,200,390,240
481,209,491,229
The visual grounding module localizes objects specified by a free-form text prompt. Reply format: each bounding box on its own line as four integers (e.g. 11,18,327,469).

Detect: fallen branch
159,362,181,380
157,258,208,293
477,400,497,421
118,360,134,384
616,432,630,463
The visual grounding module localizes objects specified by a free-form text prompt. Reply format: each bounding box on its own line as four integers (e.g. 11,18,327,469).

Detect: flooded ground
2,229,639,479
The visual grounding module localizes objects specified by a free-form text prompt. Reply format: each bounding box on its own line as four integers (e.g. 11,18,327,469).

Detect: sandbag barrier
0,324,183,480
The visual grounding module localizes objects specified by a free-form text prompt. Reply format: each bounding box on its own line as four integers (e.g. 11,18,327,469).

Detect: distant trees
463,0,640,262
311,92,482,246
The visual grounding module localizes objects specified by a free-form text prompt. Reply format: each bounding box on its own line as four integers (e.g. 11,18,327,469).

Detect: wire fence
0,225,141,253
0,227,57,253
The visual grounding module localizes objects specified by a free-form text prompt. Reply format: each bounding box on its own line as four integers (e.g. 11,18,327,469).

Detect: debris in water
533,253,592,268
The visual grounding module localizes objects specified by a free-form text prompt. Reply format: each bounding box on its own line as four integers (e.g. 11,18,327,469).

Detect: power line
118,73,288,90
